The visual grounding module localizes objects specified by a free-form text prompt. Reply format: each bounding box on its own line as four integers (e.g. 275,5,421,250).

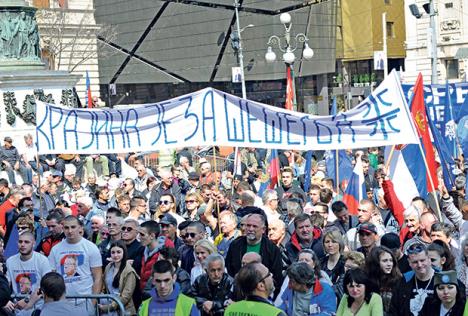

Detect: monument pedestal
0,70,81,152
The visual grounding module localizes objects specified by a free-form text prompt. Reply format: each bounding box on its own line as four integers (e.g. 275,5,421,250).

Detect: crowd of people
0,140,466,316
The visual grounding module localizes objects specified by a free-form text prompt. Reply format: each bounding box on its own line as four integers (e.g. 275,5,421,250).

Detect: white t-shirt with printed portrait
49,237,102,296
6,251,51,295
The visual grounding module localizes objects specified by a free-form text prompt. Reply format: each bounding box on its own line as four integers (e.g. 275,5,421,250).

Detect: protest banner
36,70,419,154
402,82,468,127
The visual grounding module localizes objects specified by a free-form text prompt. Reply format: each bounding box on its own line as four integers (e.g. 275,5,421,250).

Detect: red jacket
382,179,412,244
140,236,174,290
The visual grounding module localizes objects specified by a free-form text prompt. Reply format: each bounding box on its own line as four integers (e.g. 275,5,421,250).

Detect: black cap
188,172,199,180
51,170,63,178
357,222,377,234
380,232,401,250
178,220,191,231
160,213,177,226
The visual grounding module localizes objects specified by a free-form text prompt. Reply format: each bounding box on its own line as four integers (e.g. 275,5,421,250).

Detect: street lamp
265,13,313,110
409,1,438,84
232,0,254,99
265,13,314,64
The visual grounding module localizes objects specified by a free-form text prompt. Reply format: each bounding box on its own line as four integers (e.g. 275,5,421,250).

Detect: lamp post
409,1,438,84
232,0,253,99
265,13,314,111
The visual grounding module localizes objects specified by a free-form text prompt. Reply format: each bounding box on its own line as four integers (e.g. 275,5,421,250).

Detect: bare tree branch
35,6,117,72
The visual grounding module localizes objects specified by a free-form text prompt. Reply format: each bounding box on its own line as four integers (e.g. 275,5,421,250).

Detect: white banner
35,70,419,154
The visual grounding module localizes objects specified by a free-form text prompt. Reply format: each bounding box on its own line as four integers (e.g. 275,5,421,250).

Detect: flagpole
231,147,239,197
335,149,339,194
385,145,396,170
36,153,43,220
415,140,442,220
212,147,221,229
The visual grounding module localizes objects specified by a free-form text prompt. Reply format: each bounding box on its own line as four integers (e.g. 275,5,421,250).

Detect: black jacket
0,273,11,316
225,236,283,297
190,273,234,316
389,274,466,316
420,297,466,316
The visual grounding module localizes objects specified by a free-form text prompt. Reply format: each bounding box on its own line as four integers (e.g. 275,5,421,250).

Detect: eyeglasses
407,243,426,254
183,232,197,239
185,200,196,204
121,226,134,232
257,272,272,284
159,200,173,205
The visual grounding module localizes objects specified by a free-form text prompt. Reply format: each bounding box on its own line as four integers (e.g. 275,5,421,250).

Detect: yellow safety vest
224,300,283,316
138,293,195,316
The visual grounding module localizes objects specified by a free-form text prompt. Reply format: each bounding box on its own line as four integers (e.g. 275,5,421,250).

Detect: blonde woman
190,239,217,284
181,192,204,221
320,230,346,284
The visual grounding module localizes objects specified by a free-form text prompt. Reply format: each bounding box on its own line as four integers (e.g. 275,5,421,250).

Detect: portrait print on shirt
15,273,37,294
60,254,83,282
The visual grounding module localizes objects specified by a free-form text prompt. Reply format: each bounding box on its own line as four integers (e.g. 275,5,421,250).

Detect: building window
445,59,459,79
384,0,391,4
386,22,395,38
445,2,453,9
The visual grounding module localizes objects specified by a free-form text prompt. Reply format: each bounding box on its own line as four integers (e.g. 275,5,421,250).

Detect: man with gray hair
98,214,124,267
277,262,336,315
402,205,437,253
191,253,234,316
149,169,182,213
261,189,280,222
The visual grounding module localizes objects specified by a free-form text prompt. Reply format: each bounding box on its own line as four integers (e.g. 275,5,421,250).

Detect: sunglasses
185,200,196,204
159,200,173,205
257,272,272,284
18,226,29,231
183,232,197,239
121,226,134,232
407,243,426,254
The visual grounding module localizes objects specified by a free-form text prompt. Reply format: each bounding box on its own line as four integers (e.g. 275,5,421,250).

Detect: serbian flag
411,73,438,192
342,157,366,215
268,149,280,189
285,66,294,111
85,71,93,108
385,144,426,207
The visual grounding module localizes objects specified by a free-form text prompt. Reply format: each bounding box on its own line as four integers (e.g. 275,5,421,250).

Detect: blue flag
457,116,468,199
331,96,337,116
303,151,314,193
325,150,353,192
4,225,19,258
455,90,468,123
427,111,456,190
442,81,458,158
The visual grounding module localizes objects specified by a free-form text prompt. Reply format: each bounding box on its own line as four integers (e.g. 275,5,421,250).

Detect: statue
28,16,40,59
0,12,13,58
0,5,42,62
12,11,28,59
